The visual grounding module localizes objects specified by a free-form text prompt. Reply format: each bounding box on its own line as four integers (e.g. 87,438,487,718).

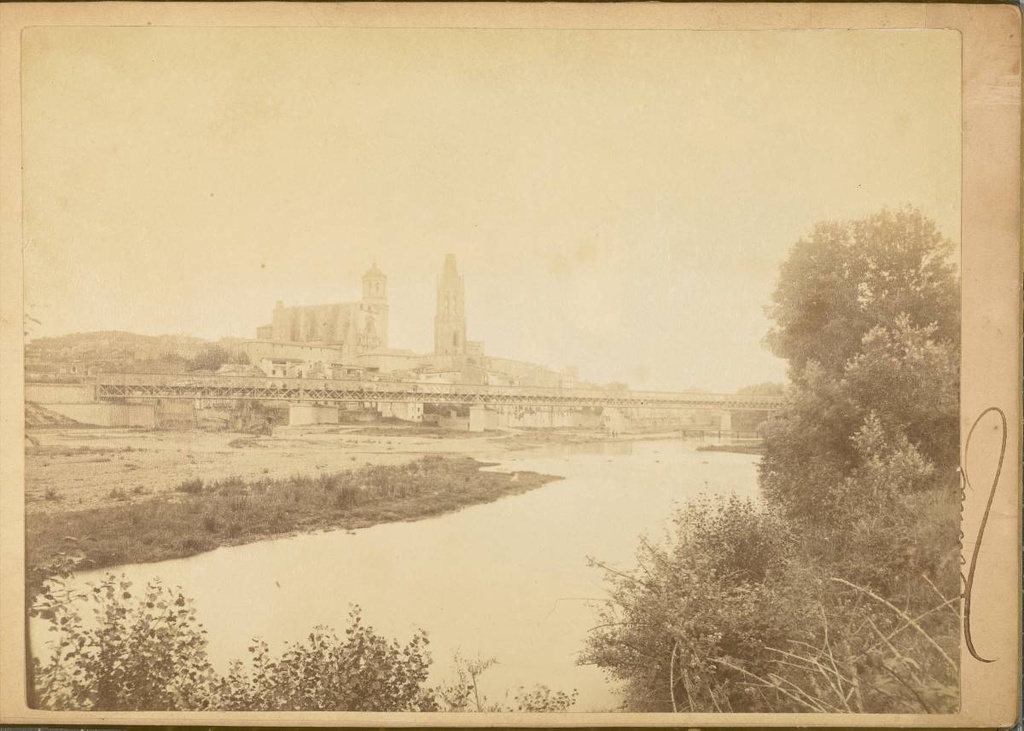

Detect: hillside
25,330,217,377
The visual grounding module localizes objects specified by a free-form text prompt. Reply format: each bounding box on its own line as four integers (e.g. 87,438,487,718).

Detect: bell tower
361,262,389,350
434,253,467,356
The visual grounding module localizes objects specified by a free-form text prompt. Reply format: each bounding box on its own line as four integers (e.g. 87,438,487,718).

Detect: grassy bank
26,456,560,587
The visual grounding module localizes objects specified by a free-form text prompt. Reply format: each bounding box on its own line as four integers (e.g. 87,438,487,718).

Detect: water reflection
37,437,760,712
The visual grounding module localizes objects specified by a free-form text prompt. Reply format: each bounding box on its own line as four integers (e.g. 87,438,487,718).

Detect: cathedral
248,253,576,405
253,255,484,370
255,263,389,359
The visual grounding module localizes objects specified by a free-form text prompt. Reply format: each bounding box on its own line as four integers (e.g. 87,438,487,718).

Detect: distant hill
26,331,212,374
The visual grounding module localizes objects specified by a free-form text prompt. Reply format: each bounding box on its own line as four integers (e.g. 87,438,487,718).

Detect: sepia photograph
0,3,1020,726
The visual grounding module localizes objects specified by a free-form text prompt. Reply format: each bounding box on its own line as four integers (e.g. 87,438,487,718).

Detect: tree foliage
760,316,959,523
189,344,249,372
30,574,578,713
582,207,961,713
216,608,434,711
32,574,216,711
581,497,813,712
581,495,959,713
760,208,960,521
764,207,958,378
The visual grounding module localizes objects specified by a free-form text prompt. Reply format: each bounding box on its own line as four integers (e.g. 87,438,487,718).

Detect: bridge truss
94,374,783,412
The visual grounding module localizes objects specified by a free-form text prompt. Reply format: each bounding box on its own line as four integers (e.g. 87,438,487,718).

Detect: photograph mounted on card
0,2,1019,727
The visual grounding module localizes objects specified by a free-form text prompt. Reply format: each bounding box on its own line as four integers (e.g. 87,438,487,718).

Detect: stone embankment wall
25,383,188,429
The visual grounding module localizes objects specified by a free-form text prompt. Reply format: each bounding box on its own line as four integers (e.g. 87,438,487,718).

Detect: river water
38,438,761,711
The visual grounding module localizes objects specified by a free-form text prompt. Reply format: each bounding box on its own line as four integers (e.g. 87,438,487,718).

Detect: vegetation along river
36,438,761,712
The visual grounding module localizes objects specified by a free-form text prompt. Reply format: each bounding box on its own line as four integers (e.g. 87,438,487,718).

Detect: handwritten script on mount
960,406,1007,664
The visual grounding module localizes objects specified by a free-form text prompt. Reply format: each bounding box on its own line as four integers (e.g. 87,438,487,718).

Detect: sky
20,26,961,392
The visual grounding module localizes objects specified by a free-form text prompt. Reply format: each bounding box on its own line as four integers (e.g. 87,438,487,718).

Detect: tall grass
27,456,558,589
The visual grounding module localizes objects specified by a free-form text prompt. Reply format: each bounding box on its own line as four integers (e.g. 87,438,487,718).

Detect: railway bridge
93,373,783,412
86,373,784,431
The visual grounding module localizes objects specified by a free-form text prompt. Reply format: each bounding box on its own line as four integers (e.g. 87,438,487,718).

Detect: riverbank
24,423,672,515
26,454,560,588
696,443,764,455
25,425,517,515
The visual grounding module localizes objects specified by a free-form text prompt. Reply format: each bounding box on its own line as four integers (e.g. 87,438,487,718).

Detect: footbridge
94,373,782,412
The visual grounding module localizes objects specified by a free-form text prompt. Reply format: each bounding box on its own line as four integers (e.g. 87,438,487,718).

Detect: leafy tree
760,209,960,521
844,318,959,470
581,207,961,713
31,577,579,713
761,313,959,525
581,496,814,712
581,486,960,713
819,412,961,598
31,574,216,711
189,344,233,372
736,382,786,398
765,207,958,378
216,607,434,711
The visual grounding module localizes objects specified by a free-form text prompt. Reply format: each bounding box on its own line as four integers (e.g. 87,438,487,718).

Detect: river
36,437,761,712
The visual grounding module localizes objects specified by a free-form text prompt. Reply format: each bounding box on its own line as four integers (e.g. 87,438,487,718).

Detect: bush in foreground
581,495,959,713
30,573,577,712
32,574,216,711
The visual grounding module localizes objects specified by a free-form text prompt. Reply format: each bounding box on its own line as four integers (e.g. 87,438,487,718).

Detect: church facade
250,254,564,390
255,263,389,360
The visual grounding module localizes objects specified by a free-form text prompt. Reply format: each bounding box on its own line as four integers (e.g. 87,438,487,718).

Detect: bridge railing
93,373,784,410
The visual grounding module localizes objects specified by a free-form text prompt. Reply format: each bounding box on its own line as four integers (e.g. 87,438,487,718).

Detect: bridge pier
603,408,626,436
288,404,339,426
469,406,499,432
719,410,732,432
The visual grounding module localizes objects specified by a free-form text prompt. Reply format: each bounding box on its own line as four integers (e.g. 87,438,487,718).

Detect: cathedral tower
434,253,467,356
361,262,389,350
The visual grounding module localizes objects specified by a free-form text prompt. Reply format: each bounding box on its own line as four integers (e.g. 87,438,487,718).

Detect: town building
248,254,580,425
255,263,389,359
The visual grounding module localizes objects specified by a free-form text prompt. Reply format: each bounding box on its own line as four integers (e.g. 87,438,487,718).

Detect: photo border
0,2,1019,726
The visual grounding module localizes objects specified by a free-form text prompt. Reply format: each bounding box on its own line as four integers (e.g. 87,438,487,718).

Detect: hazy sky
21,26,960,392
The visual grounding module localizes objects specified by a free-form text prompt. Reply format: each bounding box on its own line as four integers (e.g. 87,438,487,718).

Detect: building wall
241,340,343,368
354,349,426,373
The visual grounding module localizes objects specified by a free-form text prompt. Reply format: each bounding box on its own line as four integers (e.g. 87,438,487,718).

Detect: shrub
512,685,579,712
30,575,578,713
581,496,814,712
31,574,216,711
215,607,435,711
431,652,578,713
176,478,204,494
581,493,959,713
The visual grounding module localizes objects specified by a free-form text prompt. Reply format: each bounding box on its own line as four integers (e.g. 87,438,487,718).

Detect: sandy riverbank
24,423,668,515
